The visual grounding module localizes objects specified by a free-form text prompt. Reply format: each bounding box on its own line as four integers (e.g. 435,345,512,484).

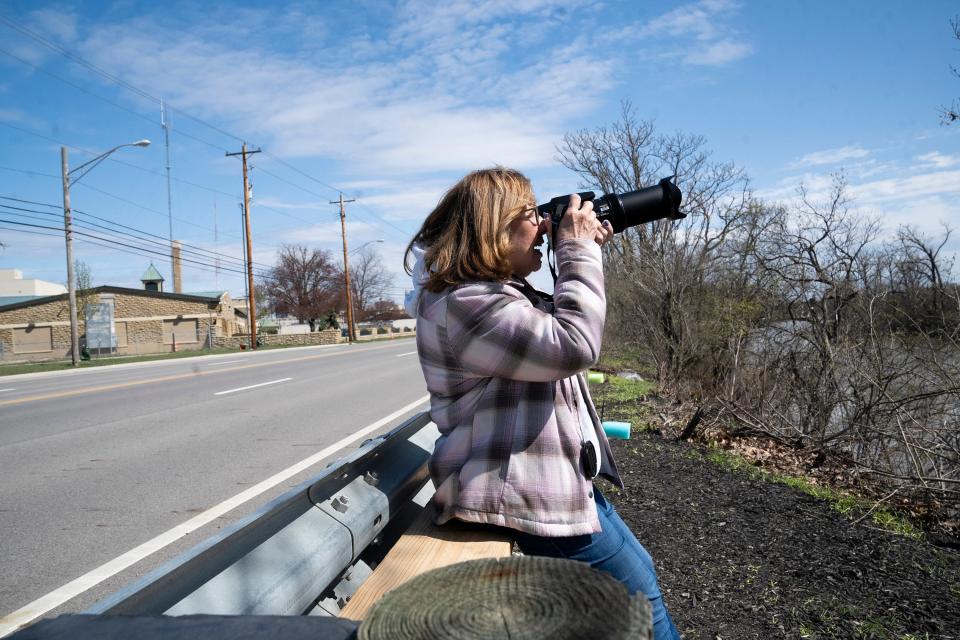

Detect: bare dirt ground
601,430,960,639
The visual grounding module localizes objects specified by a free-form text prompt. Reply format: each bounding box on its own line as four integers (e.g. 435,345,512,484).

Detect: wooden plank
339,508,512,621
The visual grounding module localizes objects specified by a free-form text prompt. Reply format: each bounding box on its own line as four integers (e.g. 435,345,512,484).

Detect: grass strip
704,446,923,540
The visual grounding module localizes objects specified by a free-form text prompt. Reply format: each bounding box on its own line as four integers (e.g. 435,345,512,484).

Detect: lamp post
61,140,151,366
346,239,383,342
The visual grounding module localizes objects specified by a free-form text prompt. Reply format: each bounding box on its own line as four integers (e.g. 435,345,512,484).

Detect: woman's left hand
596,220,614,246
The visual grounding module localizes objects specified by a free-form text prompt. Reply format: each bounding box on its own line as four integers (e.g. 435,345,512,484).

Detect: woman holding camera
404,167,680,640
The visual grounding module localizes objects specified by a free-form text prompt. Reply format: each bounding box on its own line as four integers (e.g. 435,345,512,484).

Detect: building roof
140,263,165,282
0,295,46,307
185,290,228,299
0,286,223,313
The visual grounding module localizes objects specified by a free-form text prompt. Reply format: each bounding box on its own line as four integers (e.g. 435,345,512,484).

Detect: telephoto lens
537,176,685,234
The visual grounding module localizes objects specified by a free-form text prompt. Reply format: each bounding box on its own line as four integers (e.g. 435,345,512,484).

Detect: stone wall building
0,286,246,362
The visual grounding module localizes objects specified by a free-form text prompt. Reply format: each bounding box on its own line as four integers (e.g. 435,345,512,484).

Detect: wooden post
226,144,261,349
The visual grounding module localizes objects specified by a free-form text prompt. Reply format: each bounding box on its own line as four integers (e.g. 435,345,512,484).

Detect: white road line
0,394,430,638
395,351,417,357
203,359,243,367
0,388,15,393
214,378,292,396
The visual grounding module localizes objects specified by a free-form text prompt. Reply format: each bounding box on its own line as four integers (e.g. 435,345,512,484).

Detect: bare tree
894,225,956,328
725,177,959,509
263,245,340,331
347,246,394,321
74,260,96,354
74,259,98,322
560,105,960,517
557,101,752,389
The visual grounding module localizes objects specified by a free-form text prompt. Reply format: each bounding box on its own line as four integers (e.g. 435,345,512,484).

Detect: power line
0,163,237,238
0,195,59,209
0,223,61,239
0,120,240,214
0,204,272,275
0,217,267,277
0,120,332,233
72,209,269,269
352,200,413,238
0,196,268,268
261,151,342,195
0,196,275,273
0,217,248,279
252,165,412,239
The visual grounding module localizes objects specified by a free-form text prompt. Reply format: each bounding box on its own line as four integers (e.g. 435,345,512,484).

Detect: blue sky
0,0,957,300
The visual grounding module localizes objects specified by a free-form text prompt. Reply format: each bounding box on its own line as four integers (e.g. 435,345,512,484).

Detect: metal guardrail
87,412,438,617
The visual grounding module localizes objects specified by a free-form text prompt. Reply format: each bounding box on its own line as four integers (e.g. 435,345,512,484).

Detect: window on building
13,325,53,353
162,318,198,344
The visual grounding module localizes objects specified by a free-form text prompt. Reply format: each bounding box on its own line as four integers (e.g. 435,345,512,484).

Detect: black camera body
536,176,685,234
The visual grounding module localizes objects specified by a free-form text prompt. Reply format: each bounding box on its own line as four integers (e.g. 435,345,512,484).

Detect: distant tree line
260,243,396,332
560,103,959,519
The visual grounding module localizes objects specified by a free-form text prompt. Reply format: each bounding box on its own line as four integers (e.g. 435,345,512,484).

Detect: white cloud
73,5,612,177
684,39,752,66
253,197,325,211
756,171,835,202
274,220,380,246
876,195,960,231
357,184,450,221
790,145,871,168
27,7,78,43
850,170,960,205
913,151,958,170
2,7,80,68
631,0,752,67
391,0,586,45
757,166,960,247
0,108,45,129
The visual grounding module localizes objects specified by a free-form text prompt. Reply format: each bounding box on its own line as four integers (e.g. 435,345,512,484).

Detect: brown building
0,286,246,362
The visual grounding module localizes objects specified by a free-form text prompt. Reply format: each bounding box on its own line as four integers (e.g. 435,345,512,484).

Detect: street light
61,140,151,366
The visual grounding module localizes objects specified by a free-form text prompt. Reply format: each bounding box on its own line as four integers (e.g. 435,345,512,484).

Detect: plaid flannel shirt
415,238,623,537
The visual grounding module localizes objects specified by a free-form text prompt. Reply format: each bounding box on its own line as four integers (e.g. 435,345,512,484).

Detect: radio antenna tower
213,194,220,290
161,98,175,288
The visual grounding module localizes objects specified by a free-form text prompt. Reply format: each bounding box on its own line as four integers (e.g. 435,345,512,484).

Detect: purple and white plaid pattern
415,238,623,537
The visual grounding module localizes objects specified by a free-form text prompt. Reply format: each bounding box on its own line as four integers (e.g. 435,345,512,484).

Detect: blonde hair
405,167,534,292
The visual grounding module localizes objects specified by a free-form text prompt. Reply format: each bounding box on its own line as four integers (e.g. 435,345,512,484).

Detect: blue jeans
512,489,681,640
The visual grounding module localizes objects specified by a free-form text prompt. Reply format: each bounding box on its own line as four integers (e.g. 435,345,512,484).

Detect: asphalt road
0,339,428,630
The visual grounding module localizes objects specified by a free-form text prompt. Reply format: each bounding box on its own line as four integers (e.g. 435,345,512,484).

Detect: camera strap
547,235,559,285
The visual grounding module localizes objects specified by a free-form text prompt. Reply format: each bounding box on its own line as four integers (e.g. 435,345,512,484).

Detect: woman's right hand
552,194,613,246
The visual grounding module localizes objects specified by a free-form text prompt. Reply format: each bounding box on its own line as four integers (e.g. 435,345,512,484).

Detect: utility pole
226,143,261,349
331,193,357,343
60,147,80,366
238,202,250,339
161,98,176,290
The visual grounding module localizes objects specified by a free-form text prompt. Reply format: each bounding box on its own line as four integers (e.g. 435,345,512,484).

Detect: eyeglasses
518,204,541,221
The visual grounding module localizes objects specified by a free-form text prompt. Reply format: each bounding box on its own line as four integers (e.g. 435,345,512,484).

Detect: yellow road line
0,343,403,408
